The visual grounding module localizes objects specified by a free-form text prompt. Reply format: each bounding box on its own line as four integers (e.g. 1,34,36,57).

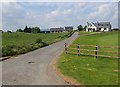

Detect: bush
2,45,18,57
16,29,23,32
112,28,120,31
2,45,28,56
35,38,42,44
7,31,12,33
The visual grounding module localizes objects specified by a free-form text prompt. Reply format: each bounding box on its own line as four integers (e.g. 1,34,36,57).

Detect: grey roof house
50,27,64,33
86,22,112,32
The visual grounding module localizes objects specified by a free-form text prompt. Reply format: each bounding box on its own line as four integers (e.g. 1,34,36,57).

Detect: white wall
86,23,97,32
100,27,109,32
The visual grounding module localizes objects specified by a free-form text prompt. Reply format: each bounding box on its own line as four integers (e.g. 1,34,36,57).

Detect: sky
2,1,119,31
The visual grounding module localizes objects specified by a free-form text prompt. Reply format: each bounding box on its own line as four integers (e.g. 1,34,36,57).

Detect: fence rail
64,43,120,59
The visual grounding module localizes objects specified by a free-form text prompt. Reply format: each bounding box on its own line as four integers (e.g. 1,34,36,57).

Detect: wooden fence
64,43,120,59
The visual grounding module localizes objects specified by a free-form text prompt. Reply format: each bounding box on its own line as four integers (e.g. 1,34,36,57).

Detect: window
104,28,106,30
99,28,101,30
93,28,95,31
89,28,92,30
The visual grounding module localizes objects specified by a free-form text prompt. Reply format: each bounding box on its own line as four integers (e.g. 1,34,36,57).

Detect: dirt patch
113,70,120,72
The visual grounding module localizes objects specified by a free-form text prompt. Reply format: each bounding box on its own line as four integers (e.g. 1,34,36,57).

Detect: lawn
2,32,72,57
57,31,119,85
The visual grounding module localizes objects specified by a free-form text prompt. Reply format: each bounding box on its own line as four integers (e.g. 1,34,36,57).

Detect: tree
84,25,87,30
24,25,29,33
31,27,34,33
16,29,23,32
77,25,83,31
34,27,40,33
28,27,31,33
31,27,40,33
24,26,31,33
24,26,40,33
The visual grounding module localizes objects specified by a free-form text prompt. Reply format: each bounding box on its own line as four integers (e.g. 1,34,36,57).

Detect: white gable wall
86,23,97,32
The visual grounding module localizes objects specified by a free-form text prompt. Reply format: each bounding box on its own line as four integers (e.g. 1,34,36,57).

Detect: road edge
51,32,83,86
51,52,81,86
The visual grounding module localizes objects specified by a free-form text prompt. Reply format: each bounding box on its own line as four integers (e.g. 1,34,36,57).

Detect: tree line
16,25,86,33
5,25,86,33
16,25,40,33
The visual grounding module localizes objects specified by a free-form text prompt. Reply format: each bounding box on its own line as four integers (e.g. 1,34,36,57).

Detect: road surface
2,32,78,85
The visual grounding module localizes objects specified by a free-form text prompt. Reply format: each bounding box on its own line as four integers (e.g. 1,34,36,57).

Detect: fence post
95,45,97,58
65,43,67,54
77,44,79,56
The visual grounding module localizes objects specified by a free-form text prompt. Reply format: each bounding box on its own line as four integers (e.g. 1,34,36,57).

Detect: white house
86,22,111,32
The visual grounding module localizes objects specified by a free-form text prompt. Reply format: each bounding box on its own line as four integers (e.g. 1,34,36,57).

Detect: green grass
2,32,71,57
78,31,100,36
57,31,119,85
3,32,70,46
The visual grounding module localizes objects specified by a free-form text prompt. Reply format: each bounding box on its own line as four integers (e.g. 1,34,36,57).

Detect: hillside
2,32,72,57
57,31,119,85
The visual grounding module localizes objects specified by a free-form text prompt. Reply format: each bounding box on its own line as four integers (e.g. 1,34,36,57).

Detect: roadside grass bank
57,31,119,85
2,32,73,57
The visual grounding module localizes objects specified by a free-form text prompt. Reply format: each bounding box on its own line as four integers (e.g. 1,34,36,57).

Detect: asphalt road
2,32,78,85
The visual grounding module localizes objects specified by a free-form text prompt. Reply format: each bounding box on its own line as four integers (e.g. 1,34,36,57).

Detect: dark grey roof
92,22,111,28
50,27,64,31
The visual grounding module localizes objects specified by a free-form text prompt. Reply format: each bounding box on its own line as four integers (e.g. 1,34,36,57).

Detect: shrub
16,29,23,32
2,45,17,56
41,42,49,47
112,28,120,31
35,38,42,44
7,31,12,33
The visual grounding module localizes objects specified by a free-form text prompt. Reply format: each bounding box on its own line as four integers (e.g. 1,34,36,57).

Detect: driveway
2,32,78,85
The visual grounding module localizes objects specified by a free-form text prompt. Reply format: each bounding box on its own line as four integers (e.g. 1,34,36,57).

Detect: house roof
92,22,111,28
50,27,64,31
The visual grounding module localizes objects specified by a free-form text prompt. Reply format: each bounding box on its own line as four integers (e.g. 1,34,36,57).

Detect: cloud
1,0,16,2
2,2,118,31
89,3,113,18
86,2,118,28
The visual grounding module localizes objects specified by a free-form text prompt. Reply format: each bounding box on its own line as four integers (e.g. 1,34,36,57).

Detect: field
57,31,119,85
2,32,72,57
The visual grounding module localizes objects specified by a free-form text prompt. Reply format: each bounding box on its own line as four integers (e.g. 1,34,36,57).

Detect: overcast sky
2,1,118,31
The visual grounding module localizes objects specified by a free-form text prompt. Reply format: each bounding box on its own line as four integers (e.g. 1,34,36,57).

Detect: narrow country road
2,32,78,85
